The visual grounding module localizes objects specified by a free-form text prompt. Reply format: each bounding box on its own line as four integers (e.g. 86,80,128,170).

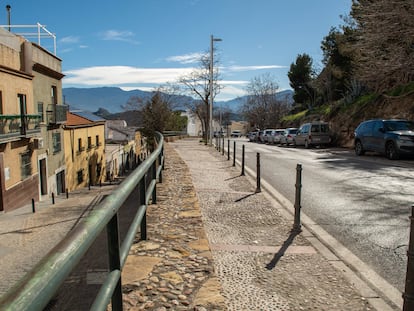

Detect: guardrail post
233,141,236,167
227,139,230,160
241,144,245,176
255,153,261,193
107,214,123,311
293,163,303,232
403,205,414,311
152,162,157,204
158,152,163,183
140,178,147,241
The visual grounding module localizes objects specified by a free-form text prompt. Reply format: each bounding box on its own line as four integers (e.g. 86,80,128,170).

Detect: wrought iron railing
0,133,165,311
0,114,41,140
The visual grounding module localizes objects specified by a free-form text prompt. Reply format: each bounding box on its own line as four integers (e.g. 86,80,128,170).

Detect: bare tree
179,49,222,142
350,0,414,91
241,73,289,129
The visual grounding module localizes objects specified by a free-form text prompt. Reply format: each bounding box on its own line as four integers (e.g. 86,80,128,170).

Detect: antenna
6,5,11,31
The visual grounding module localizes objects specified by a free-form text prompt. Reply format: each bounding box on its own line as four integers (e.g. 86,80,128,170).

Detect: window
0,91,3,114
88,136,92,149
38,102,44,123
78,138,83,151
21,151,32,179
77,169,84,184
95,135,100,147
51,86,57,105
52,132,61,153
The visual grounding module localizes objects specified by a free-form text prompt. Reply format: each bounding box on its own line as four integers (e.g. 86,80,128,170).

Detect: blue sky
3,0,351,101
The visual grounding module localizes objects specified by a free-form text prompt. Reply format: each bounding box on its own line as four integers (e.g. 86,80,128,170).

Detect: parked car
293,122,331,148
280,128,298,146
257,130,264,143
354,119,414,160
263,129,278,144
248,131,258,142
231,130,242,138
270,129,286,144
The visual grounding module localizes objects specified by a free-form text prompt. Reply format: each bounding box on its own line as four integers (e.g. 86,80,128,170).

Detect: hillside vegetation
282,82,414,148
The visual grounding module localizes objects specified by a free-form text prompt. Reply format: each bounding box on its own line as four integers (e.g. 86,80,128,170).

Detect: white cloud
64,66,193,85
100,30,139,44
225,65,287,72
166,52,205,64
59,36,80,44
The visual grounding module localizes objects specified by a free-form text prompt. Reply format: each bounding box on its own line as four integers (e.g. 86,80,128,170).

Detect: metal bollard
52,192,55,205
66,188,69,199
241,144,245,176
233,141,236,167
403,205,414,311
222,137,225,156
255,153,261,193
32,198,35,213
292,164,303,232
227,140,230,160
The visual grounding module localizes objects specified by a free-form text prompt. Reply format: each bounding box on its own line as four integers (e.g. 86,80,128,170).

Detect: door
39,158,47,195
56,170,65,194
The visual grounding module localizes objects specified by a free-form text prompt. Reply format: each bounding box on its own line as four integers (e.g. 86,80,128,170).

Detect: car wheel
355,140,365,156
386,141,399,160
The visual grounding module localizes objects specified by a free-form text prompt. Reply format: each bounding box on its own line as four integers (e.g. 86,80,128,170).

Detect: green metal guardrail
0,133,165,311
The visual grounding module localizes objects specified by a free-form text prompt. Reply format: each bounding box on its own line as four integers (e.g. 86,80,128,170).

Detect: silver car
294,122,331,148
280,128,298,146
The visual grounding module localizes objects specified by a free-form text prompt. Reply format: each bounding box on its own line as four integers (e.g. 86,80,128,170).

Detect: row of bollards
218,138,302,230
31,188,71,213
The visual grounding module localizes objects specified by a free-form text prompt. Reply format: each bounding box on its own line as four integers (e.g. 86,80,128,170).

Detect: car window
290,129,297,134
357,121,373,133
311,124,320,133
320,124,329,133
372,121,383,133
384,120,414,131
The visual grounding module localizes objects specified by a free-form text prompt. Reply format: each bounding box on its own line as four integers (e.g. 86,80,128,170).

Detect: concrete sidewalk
0,137,401,310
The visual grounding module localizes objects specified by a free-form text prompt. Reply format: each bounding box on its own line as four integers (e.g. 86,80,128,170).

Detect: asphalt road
225,137,414,293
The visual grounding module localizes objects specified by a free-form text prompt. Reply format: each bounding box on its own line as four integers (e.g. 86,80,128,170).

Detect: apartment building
31,36,67,200
0,28,40,211
64,111,106,191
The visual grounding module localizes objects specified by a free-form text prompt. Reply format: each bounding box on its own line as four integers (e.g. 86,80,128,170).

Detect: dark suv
354,119,414,159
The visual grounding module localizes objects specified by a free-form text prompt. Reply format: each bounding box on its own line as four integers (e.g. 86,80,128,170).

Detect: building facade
31,39,67,199
0,28,42,212
63,111,106,191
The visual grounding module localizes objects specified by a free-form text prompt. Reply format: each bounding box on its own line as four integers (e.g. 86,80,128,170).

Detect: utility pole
209,35,222,145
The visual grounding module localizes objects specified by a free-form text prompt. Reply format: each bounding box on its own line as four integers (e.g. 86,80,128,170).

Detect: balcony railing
47,104,68,124
0,114,41,141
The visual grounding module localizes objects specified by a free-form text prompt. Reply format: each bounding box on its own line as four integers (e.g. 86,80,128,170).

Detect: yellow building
0,28,41,212
64,111,106,191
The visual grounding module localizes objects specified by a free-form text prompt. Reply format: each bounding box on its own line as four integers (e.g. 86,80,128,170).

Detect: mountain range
62,87,293,114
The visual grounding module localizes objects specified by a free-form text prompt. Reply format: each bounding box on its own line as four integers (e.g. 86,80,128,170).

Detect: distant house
63,111,106,191
104,120,146,180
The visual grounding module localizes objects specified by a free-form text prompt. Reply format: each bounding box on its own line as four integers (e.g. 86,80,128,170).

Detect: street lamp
209,35,222,145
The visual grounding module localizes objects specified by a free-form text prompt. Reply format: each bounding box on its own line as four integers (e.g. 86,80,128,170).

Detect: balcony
0,114,41,142
47,104,68,124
